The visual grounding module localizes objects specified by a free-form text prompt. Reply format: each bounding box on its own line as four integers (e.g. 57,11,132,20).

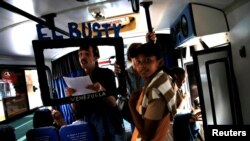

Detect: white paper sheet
63,76,96,96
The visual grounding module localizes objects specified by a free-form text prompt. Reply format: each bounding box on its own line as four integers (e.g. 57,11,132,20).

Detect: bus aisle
9,113,34,141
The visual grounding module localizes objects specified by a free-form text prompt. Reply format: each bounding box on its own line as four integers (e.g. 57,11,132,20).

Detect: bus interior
1,0,250,140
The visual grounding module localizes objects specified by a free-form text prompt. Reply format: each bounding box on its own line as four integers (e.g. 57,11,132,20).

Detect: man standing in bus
66,42,125,141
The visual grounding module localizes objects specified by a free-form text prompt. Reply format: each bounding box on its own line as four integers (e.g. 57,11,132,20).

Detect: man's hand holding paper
64,76,97,96
86,82,106,92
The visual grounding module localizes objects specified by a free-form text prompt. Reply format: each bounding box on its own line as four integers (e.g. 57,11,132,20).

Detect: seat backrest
26,126,60,141
59,123,94,141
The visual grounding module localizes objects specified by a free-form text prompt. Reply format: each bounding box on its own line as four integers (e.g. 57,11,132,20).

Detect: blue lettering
52,30,63,39
92,23,102,38
101,23,110,38
36,22,121,40
68,22,81,38
36,24,51,40
82,22,92,38
113,24,121,38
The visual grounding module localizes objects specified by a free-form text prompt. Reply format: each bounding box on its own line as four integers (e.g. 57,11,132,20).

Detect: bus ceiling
0,0,239,60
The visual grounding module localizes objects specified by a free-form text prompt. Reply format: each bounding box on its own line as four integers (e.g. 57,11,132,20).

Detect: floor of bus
9,113,132,141
9,113,34,141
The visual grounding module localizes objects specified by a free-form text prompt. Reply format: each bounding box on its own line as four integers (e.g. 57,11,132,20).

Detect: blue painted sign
36,22,121,40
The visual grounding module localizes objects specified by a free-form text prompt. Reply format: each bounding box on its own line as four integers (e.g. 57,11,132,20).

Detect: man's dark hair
170,67,185,78
33,108,54,128
79,42,100,58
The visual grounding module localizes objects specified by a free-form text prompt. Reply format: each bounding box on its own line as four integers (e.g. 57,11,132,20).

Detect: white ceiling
0,0,238,60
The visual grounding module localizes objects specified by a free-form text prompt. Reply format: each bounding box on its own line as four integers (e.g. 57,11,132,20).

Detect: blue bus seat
26,126,60,141
59,123,95,141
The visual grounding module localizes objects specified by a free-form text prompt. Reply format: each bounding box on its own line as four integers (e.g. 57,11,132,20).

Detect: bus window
25,69,43,110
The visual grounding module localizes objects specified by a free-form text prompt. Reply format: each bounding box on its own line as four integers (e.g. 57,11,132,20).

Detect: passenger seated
33,108,66,129
33,108,54,128
170,67,202,141
0,124,16,141
71,112,87,125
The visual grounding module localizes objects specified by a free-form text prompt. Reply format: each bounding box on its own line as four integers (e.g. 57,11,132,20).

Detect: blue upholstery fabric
26,126,60,141
59,123,95,141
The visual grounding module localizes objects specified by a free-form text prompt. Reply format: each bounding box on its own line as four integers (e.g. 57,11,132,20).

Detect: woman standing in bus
128,42,177,141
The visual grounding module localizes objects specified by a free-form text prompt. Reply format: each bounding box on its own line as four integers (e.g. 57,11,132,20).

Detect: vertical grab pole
140,1,153,33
